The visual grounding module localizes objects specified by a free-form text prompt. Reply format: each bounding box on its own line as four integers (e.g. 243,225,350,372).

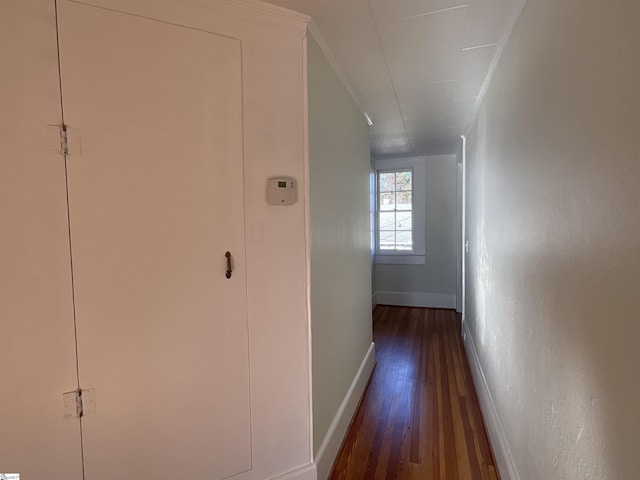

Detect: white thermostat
267,177,297,205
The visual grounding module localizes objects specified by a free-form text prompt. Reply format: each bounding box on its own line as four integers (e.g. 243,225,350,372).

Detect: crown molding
67,0,309,38
307,20,365,117
218,0,310,36
464,0,527,134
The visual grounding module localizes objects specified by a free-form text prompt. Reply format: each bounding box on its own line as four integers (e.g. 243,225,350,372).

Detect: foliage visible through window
378,170,413,251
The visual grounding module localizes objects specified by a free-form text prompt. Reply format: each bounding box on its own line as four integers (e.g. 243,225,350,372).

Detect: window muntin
377,169,413,252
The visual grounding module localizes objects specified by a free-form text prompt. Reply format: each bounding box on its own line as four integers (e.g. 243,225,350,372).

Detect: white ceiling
261,0,525,157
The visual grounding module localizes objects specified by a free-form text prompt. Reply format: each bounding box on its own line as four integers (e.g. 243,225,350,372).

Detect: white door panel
0,1,84,478
57,2,251,478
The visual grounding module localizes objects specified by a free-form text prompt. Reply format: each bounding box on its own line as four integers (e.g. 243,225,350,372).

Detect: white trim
69,0,310,38
374,154,455,167
462,319,521,480
372,292,378,309
268,463,317,480
373,157,430,258
463,0,526,135
307,21,364,115
314,343,376,480
220,0,310,30
301,34,315,466
376,291,455,309
375,254,425,265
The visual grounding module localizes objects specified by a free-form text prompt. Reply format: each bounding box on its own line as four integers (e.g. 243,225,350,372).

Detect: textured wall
465,0,640,478
307,36,373,457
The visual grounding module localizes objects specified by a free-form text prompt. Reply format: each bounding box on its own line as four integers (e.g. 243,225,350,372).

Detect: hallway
330,306,497,480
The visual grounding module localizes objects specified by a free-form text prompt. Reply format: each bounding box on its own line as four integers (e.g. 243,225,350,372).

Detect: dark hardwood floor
329,305,498,480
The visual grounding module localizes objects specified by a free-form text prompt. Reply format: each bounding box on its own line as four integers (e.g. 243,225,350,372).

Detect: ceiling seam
379,4,471,25
446,0,474,133
463,0,528,135
366,0,412,154
453,95,479,102
462,42,499,51
424,78,457,86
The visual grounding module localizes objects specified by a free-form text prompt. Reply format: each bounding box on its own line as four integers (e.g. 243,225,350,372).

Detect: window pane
379,212,395,231
396,191,412,210
396,212,412,231
379,231,395,250
376,168,415,253
379,173,395,192
396,231,413,250
395,171,412,191
379,192,395,211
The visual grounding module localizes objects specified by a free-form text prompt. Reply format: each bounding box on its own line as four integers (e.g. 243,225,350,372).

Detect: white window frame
374,157,426,265
376,167,414,253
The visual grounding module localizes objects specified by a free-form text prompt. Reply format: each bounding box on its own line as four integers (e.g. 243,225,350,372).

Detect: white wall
307,35,374,480
464,1,640,479
375,155,458,308
0,2,315,480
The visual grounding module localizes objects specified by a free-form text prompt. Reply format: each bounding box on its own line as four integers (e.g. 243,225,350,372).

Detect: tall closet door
0,1,84,478
57,2,251,479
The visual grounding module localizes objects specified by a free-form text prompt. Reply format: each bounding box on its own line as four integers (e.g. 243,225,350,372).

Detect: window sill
375,254,426,265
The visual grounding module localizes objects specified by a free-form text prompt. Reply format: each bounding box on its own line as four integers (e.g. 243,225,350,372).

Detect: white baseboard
314,342,376,480
376,291,456,309
462,319,520,480
372,292,378,309
268,463,317,480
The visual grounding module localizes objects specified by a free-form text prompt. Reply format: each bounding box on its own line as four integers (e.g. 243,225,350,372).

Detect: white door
57,2,251,479
0,1,84,478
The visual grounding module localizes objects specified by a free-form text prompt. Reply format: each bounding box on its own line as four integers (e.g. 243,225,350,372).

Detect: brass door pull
225,251,232,279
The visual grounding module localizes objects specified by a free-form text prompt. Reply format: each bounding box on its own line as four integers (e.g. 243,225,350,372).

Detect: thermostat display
267,177,297,205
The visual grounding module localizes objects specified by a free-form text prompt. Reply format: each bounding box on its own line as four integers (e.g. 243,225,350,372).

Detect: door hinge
63,388,96,418
60,125,69,156
47,124,82,156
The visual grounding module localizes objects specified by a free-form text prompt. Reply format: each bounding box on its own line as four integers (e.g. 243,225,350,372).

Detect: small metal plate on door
63,391,79,418
65,126,82,155
81,388,96,416
62,388,96,418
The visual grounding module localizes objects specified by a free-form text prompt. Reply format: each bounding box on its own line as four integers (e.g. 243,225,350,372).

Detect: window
377,170,413,252
374,157,426,265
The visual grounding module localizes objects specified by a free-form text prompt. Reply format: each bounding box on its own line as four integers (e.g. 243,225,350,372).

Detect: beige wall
307,35,373,476
0,2,83,476
1,2,314,480
464,1,640,479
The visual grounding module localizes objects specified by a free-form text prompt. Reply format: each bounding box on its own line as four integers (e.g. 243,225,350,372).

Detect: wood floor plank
328,306,499,480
